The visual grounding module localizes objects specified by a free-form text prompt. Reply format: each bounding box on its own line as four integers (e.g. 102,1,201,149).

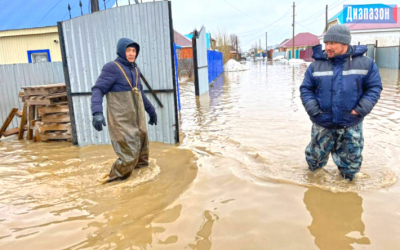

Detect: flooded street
1,61,400,249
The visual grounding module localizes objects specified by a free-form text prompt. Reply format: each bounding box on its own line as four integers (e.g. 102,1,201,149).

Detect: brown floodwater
1,61,399,249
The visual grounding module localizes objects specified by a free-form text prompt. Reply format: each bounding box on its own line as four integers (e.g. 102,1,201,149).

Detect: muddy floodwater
1,61,399,249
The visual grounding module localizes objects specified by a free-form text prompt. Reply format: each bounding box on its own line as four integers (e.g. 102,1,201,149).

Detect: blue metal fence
207,50,223,84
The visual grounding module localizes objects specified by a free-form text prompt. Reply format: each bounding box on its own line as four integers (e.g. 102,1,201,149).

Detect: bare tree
214,27,236,64
179,59,194,79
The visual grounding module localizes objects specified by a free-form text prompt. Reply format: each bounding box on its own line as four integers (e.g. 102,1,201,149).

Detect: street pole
292,1,295,59
325,5,328,32
91,0,99,13
236,35,238,61
265,32,267,59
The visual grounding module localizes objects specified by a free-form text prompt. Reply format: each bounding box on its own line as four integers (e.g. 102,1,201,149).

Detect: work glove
92,112,106,131
148,112,157,126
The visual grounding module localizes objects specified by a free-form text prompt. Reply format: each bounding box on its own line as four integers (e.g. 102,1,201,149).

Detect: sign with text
343,4,397,23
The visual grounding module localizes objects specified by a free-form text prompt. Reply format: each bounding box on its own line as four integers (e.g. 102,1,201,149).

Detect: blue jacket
300,44,382,129
91,38,155,116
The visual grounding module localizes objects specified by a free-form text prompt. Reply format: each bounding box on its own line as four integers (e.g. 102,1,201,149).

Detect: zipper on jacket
316,78,321,97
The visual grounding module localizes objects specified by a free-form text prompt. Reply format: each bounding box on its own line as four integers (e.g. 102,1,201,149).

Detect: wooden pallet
41,113,70,123
22,83,66,97
34,122,71,134
18,104,27,140
38,105,69,116
35,131,71,142
2,128,20,137
0,108,18,139
25,93,67,106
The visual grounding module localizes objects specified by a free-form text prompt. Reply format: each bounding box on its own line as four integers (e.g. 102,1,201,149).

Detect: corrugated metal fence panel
366,44,375,60
304,48,314,62
196,27,209,95
376,46,400,69
300,50,305,60
272,52,285,58
207,50,223,83
0,62,63,128
61,2,177,147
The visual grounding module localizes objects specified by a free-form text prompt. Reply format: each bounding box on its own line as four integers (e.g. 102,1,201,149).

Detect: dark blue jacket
300,44,382,129
91,38,155,116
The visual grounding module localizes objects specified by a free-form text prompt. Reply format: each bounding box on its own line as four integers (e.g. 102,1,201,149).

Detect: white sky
116,0,391,51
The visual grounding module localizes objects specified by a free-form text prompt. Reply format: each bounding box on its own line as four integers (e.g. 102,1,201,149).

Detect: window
27,50,51,63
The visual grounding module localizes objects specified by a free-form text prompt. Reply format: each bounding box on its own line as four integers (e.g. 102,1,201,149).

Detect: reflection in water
187,210,219,250
304,187,370,250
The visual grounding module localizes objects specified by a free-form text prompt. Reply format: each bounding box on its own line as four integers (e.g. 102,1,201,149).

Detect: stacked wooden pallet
21,83,71,142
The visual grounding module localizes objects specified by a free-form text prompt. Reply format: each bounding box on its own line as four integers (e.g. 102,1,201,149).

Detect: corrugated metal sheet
207,50,223,84
272,51,286,58
0,62,64,128
0,32,62,64
60,1,178,147
194,27,209,96
0,0,116,31
366,44,375,60
376,46,400,69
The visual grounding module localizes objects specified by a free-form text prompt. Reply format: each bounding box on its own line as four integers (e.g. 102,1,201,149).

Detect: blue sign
343,4,397,23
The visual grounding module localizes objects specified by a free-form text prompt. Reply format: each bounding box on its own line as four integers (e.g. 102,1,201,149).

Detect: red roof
174,30,192,47
280,32,320,48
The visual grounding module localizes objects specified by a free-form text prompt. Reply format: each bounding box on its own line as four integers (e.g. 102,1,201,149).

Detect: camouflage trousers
305,123,364,179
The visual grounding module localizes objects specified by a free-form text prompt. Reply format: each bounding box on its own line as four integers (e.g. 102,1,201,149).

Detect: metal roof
280,32,320,48
0,0,117,32
174,30,192,47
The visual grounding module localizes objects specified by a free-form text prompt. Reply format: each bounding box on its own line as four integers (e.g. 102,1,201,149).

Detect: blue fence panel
207,50,223,84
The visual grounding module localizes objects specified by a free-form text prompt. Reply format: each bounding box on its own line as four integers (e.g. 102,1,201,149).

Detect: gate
375,46,400,69
366,44,375,60
192,27,209,96
58,2,179,146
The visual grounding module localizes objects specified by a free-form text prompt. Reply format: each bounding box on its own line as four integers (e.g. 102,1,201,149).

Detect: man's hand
148,112,157,126
351,110,359,116
92,112,106,131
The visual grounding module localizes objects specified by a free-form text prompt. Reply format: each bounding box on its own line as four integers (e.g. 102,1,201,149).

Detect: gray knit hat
323,25,351,45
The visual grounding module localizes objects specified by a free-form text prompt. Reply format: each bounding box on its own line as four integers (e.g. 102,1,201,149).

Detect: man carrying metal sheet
300,25,382,181
91,38,157,183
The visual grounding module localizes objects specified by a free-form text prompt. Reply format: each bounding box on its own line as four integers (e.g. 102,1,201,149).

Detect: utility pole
325,5,328,32
265,32,267,59
292,1,295,59
91,0,99,13
236,35,238,61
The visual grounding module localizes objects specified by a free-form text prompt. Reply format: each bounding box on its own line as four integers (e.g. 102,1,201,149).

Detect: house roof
174,30,192,47
329,9,344,23
278,39,289,47
0,0,117,32
280,32,320,48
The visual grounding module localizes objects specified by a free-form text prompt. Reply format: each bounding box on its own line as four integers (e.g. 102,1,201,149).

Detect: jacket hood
312,44,367,61
116,38,140,62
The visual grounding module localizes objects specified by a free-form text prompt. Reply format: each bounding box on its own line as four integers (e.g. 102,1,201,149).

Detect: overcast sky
117,0,389,51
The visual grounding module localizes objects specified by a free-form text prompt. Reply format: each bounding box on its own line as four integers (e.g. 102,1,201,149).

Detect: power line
297,0,347,23
221,0,267,25
34,0,64,26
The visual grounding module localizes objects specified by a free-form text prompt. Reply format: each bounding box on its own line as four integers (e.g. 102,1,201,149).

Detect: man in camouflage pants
300,25,382,180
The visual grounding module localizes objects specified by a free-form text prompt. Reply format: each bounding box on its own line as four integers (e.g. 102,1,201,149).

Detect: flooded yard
1,61,399,249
